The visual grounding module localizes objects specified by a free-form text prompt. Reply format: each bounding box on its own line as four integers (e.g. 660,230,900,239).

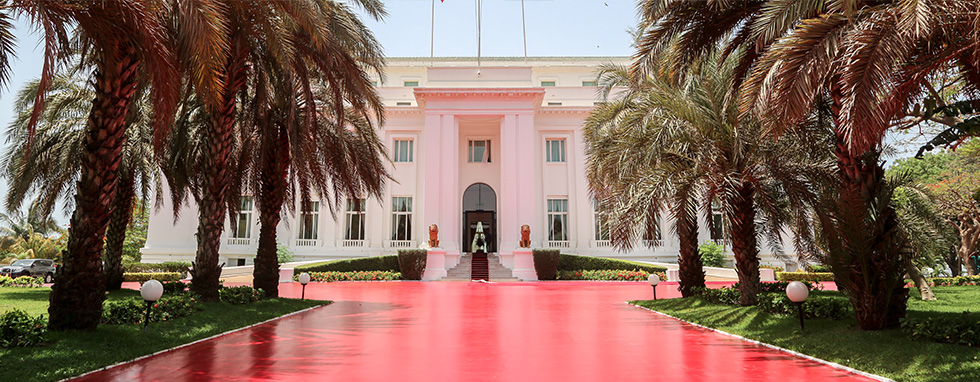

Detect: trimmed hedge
557,269,666,281
293,255,400,276
902,315,980,347
102,292,201,324
123,272,182,282
298,271,402,282
777,272,834,282
123,262,191,276
533,249,560,280
929,276,980,286
397,249,427,280
693,285,850,320
219,286,264,305
558,254,667,273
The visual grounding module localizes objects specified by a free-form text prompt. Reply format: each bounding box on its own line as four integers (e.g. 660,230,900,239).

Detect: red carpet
471,252,489,280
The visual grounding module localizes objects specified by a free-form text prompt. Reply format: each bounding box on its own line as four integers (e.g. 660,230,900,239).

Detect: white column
499,112,536,264
423,113,460,255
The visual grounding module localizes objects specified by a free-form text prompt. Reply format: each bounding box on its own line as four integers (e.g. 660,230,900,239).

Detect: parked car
0,259,57,283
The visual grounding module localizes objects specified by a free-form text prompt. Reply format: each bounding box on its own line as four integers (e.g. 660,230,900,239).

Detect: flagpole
477,0,482,69
430,0,435,66
521,0,527,63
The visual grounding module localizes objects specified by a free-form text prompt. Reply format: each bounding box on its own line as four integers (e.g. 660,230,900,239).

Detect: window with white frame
345,198,366,240
393,139,414,163
231,196,253,238
582,80,598,87
547,198,569,241
391,197,413,240
540,80,556,87
546,139,566,163
710,201,725,242
403,80,419,87
297,201,319,240
593,199,610,241
468,140,491,163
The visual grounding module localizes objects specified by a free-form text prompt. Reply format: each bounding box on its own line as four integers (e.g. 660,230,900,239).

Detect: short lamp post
298,272,311,300
140,280,164,333
648,273,661,300
786,281,809,331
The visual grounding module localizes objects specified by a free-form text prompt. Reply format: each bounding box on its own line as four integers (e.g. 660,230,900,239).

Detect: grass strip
631,288,980,382
0,288,327,382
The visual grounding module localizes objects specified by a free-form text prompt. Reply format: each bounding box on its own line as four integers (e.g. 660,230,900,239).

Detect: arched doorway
462,183,496,253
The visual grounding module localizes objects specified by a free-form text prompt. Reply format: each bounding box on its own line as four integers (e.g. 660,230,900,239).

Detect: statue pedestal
760,268,776,282
422,249,447,281
499,251,514,269
513,249,537,281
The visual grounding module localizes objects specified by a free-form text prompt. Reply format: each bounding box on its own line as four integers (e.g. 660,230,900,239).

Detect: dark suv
0,259,57,283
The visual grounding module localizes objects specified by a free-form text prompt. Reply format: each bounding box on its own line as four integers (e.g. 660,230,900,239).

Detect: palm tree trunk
728,183,760,306
104,171,135,291
190,40,248,302
254,122,290,298
675,198,705,297
48,43,140,331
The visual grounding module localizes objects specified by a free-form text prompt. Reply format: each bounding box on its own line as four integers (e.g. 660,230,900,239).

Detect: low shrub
123,262,191,276
0,309,46,348
753,292,851,320
557,254,667,273
219,286,264,305
902,315,980,347
102,292,200,325
294,255,400,276
735,280,815,294
557,269,666,281
397,249,427,280
123,272,182,282
693,286,741,305
533,249,560,280
1,276,44,288
162,281,187,293
698,241,726,267
298,271,402,282
928,276,980,286
760,265,784,272
277,243,294,264
777,272,834,282
806,264,832,273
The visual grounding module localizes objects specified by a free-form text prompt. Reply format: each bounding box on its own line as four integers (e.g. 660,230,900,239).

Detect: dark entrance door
462,183,497,253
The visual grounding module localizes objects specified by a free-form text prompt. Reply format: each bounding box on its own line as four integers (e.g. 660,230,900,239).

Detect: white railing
386,240,414,248
546,240,570,249
592,240,612,248
294,239,319,247
226,238,251,246
341,239,366,248
643,239,664,248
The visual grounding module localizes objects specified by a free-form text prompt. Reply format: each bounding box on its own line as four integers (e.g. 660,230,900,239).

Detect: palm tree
634,0,980,330
3,0,184,330
586,52,830,304
2,68,158,291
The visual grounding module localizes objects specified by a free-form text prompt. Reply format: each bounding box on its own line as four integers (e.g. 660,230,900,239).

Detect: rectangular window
468,140,491,163
540,80,556,87
547,102,563,106
547,198,569,241
231,196,253,238
545,139,566,163
710,201,725,242
403,80,419,87
391,197,413,240
393,139,414,163
298,201,320,240
396,101,412,106
344,198,366,240
593,199,610,241
582,80,598,87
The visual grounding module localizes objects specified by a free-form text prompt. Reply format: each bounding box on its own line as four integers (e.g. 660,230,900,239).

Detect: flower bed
0,276,44,288
297,271,402,282
557,269,666,282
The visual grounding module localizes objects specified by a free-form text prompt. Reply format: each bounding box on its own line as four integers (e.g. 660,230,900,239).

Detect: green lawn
0,287,328,382
632,286,980,382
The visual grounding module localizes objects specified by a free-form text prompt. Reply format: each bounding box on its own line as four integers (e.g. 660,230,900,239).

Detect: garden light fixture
785,281,809,331
648,273,660,300
298,272,311,300
140,280,164,333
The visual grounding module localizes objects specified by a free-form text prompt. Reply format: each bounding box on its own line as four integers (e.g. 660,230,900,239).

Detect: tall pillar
423,112,460,256
499,112,536,263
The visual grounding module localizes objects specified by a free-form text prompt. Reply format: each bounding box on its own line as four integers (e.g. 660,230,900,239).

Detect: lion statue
519,224,531,248
428,224,439,248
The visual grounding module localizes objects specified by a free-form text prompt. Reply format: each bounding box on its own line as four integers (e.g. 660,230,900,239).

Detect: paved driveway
73,281,875,381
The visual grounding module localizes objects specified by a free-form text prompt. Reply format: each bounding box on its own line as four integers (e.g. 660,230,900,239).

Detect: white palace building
142,57,796,275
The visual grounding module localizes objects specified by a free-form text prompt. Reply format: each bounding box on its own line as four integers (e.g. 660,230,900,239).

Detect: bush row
123,272,183,282
219,286,264,305
928,276,980,286
397,249,426,280
294,255,400,276
692,282,850,320
557,269,666,282
558,254,667,273
123,262,191,275
299,271,402,282
902,315,980,347
0,309,46,348
102,291,201,325
0,276,44,288
776,272,835,282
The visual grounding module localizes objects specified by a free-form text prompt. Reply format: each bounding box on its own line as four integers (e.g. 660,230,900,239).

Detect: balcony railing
294,239,319,247
341,239,367,248
226,237,251,246
592,240,612,248
643,239,664,248
546,240,570,249
386,240,414,248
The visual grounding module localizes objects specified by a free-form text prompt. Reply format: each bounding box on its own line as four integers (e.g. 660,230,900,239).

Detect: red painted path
75,281,873,382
